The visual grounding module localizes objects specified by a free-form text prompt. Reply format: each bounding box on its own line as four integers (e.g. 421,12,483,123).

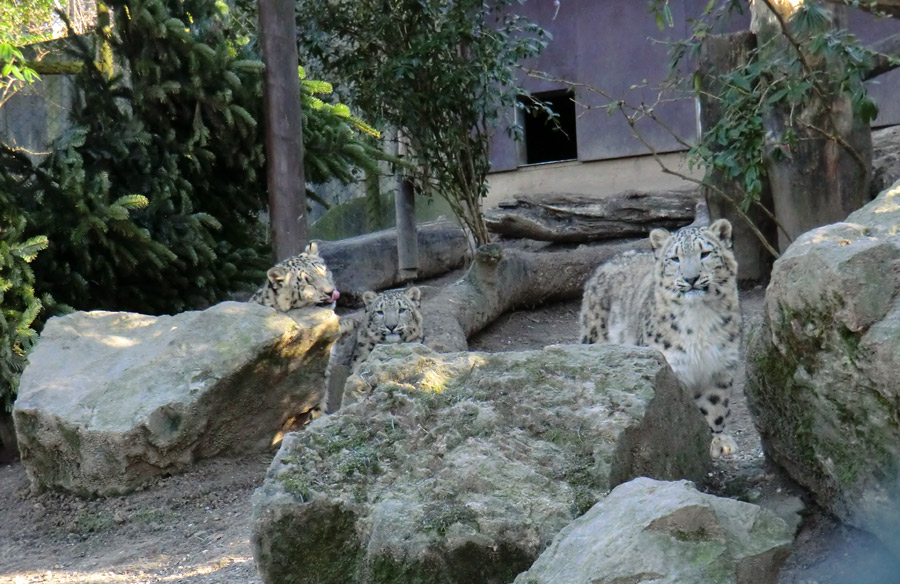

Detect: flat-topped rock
514,477,793,584
14,301,338,496
251,343,710,584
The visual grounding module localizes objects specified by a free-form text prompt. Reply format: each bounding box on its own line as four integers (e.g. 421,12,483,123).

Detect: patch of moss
418,500,478,536
336,444,381,478
368,553,452,584
279,472,312,500
748,329,819,472
261,505,363,584
366,539,533,584
76,510,114,533
752,298,900,499
671,526,714,543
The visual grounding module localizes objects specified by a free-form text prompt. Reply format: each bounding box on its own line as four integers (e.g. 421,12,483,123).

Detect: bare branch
522,67,788,256
864,33,900,79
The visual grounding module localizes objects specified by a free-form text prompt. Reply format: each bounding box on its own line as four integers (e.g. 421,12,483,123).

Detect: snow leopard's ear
405,286,421,306
708,219,733,250
304,241,320,257
362,290,378,308
649,228,671,251
267,266,290,285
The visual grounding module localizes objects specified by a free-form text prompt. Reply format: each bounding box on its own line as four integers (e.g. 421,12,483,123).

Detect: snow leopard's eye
700,251,711,260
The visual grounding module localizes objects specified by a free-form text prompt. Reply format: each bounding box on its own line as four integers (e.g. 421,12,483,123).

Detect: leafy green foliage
295,0,549,245
658,0,879,210
0,0,55,107
1,0,271,315
0,0,391,318
0,0,59,46
0,176,47,412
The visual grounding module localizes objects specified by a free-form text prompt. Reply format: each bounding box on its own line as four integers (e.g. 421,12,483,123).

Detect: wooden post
258,0,307,261
394,130,419,280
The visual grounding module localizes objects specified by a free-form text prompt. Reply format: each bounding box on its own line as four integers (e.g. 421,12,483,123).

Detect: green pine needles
1,0,391,320
0,200,47,412
0,0,392,409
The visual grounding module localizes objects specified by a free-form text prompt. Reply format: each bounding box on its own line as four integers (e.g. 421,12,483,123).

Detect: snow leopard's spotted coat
320,287,424,414
250,242,339,311
579,219,741,458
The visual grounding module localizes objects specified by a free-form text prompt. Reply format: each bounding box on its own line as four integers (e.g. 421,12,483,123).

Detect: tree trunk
752,1,872,252
316,220,469,306
258,0,307,261
485,189,700,242
421,239,648,352
698,32,777,282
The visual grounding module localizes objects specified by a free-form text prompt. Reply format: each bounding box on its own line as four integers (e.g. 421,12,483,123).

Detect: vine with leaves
651,0,888,253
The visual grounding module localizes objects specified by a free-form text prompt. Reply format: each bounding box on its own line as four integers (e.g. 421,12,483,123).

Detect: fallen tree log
484,189,699,242
421,238,649,352
317,220,469,306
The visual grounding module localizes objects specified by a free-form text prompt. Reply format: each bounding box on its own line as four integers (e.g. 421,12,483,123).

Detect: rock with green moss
251,343,710,584
513,477,793,584
746,178,900,554
13,302,339,496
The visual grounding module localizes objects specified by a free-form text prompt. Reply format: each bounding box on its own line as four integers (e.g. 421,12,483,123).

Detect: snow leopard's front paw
710,433,738,459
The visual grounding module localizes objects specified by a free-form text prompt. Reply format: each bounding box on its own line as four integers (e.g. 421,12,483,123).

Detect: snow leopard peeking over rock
250,242,340,311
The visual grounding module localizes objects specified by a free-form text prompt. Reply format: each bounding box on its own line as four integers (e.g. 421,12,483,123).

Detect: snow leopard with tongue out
579,219,742,459
250,242,340,311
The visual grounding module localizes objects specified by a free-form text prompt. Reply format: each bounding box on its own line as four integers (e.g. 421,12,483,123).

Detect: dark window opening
517,90,578,165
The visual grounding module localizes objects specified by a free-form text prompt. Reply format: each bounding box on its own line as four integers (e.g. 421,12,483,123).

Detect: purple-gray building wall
489,0,900,174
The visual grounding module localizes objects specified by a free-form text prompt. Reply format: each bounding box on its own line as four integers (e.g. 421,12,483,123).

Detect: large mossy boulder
13,302,338,496
746,178,900,554
251,343,710,584
513,477,793,584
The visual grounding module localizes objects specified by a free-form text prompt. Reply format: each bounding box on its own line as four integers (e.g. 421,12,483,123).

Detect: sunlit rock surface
14,302,338,496
746,178,900,554
251,343,709,584
513,477,793,584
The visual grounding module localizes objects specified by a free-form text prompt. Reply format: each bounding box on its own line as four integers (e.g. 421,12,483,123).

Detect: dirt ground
2,285,899,583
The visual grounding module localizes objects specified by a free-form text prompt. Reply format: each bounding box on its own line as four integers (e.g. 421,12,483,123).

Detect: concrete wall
0,73,74,161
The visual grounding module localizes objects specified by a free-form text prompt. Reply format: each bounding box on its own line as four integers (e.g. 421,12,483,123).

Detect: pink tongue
330,290,341,303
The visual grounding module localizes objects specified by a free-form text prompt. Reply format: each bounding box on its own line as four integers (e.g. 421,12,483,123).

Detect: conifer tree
0,0,393,318
3,0,270,315
0,164,46,411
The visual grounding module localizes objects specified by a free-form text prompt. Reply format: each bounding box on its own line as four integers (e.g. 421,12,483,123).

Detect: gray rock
251,343,710,584
746,178,900,554
13,302,338,496
513,477,793,584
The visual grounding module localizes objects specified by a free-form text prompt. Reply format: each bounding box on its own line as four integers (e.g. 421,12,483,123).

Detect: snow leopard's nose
684,275,700,288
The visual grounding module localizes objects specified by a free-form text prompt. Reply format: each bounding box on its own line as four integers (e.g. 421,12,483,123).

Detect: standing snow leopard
579,219,741,458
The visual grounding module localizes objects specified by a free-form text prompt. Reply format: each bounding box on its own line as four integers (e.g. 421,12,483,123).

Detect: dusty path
2,285,898,583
